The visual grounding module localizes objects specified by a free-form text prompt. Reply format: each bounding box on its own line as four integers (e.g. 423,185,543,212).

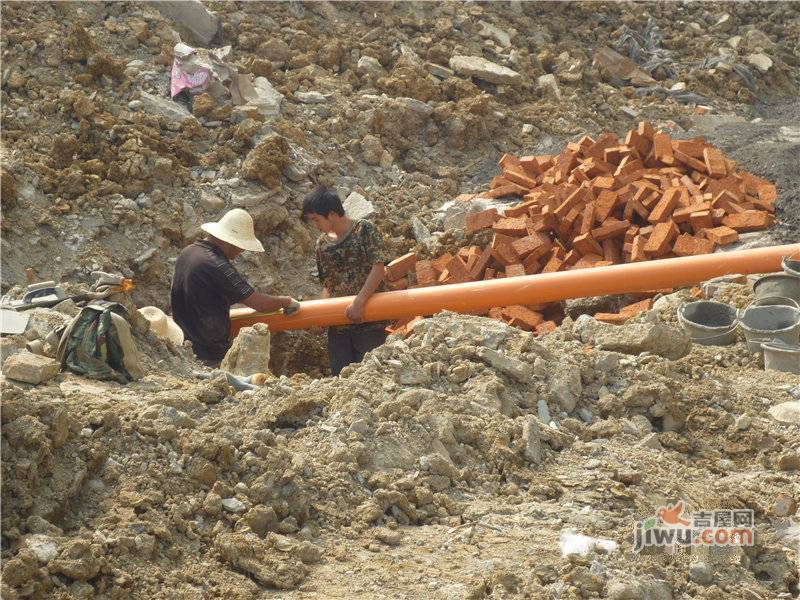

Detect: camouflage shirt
315,219,389,332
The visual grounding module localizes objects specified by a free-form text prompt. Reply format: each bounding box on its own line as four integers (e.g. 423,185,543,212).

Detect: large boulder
221,323,271,377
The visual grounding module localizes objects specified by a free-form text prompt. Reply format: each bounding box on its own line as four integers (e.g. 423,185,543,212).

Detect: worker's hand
345,298,365,323
283,298,301,316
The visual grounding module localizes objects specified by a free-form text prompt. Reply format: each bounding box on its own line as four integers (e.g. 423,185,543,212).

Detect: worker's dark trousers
328,327,387,376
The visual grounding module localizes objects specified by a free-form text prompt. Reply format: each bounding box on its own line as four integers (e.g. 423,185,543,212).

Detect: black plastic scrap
614,17,677,79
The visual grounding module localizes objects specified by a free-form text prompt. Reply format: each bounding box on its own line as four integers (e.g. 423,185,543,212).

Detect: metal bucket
753,274,800,303
677,301,738,346
739,303,800,353
761,341,800,375
783,253,800,278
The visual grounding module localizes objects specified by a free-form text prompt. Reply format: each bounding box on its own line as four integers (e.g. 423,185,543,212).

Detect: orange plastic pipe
231,243,800,334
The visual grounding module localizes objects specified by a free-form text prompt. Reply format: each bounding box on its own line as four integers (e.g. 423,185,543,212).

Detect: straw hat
139,306,185,345
200,208,264,252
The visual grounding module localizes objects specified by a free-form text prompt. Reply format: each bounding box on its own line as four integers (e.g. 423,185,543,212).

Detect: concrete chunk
3,351,60,384
343,192,375,220
149,0,220,46
449,55,522,85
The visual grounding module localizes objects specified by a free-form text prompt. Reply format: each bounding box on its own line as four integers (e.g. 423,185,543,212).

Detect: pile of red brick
383,121,778,336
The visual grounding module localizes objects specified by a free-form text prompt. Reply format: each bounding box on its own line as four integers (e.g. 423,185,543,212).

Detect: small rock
23,534,58,564
221,324,270,377
669,82,686,92
199,191,226,213
357,55,384,78
424,62,454,79
637,433,663,451
773,494,797,517
777,452,800,471
222,497,246,513
343,191,375,220
374,528,403,546
769,401,800,425
688,561,714,585
449,55,522,85
522,123,534,134
295,91,327,104
536,74,561,100
2,351,60,384
735,414,751,431
747,53,773,73
537,399,551,424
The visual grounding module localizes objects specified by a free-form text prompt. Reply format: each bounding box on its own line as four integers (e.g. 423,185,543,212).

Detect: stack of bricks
383,121,778,336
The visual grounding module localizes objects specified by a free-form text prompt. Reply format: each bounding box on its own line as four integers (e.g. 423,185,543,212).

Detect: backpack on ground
56,301,144,383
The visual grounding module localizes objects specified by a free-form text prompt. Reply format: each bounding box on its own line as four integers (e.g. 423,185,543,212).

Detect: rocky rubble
3,304,799,598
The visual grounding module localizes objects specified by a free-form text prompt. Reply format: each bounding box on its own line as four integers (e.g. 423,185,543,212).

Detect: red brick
490,243,518,268
689,210,714,232
594,189,619,223
385,252,417,281
673,202,711,224
504,201,537,218
564,249,580,265
498,153,522,172
722,210,772,232
591,219,630,241
643,221,679,257
602,238,621,263
624,225,640,243
648,188,680,223
505,264,527,278
672,233,716,257
594,312,630,324
673,149,707,173
583,132,620,160
466,209,499,233
511,232,552,260
614,157,645,178
713,190,745,214
579,203,596,235
493,217,529,237
522,253,542,275
573,254,604,269
630,235,648,262
502,305,544,331
468,247,493,280
637,121,656,140
484,184,527,199
488,306,504,319
573,232,603,256
519,155,543,178
415,260,437,285
484,268,497,280
490,175,510,190
711,208,726,225
672,139,706,158
703,147,727,178
535,320,558,335
554,184,592,218
625,128,652,157
624,198,649,221
542,255,564,273
503,169,538,190
431,252,453,274
653,132,674,165
385,277,409,291
703,225,739,245
621,298,654,315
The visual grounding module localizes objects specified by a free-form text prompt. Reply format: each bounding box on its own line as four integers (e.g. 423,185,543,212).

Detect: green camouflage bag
57,301,143,384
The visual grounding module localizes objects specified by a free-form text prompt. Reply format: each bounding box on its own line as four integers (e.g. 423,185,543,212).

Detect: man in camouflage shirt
302,186,389,375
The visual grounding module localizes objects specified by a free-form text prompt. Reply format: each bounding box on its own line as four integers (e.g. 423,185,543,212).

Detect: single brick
519,155,543,178
502,305,543,331
385,252,417,281
673,233,716,257
722,210,772,232
415,260,437,285
503,169,538,189
573,232,603,256
511,232,552,260
594,189,619,223
591,219,630,242
653,132,674,165
673,149,707,173
505,264,527,278
490,243,518,267
431,252,453,274
703,225,739,245
648,188,681,223
492,217,529,237
446,255,471,282
637,121,655,140
469,247,493,280
594,312,631,324
564,249,580,265
643,220,679,256
522,253,542,275
673,202,711,224
703,147,727,178
621,298,654,315
542,255,564,273
385,277,409,291
672,139,706,158
504,201,537,218
713,190,745,214
689,210,714,232
602,238,621,263
535,320,558,335
498,153,523,172
630,234,648,262
466,208,499,233
579,203,596,235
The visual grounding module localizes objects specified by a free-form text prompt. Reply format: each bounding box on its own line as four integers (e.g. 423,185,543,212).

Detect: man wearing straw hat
171,208,300,367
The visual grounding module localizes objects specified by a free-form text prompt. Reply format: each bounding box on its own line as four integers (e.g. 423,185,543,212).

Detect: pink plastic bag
170,59,211,98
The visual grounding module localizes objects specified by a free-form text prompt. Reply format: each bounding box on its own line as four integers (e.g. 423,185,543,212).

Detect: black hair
301,186,345,219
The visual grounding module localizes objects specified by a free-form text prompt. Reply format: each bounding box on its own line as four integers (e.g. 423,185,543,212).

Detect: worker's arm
345,263,385,323
241,291,298,314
